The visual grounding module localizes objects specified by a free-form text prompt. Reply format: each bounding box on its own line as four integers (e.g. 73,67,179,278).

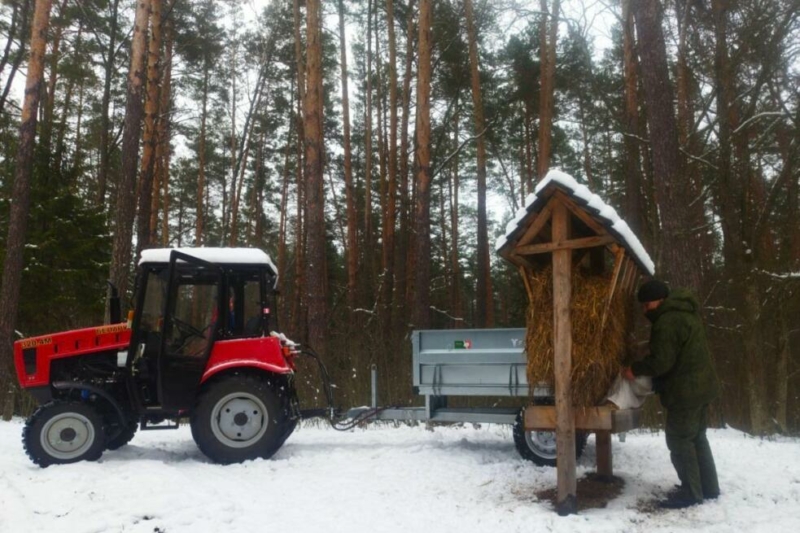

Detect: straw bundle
524,266,628,406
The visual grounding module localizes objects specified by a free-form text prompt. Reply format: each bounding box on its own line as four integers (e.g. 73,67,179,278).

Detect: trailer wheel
512,409,588,467
191,374,285,464
23,401,106,467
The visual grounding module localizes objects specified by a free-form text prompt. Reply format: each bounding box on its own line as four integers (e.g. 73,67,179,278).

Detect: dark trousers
665,404,720,501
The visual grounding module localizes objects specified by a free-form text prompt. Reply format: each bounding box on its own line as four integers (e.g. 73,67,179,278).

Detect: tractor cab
128,248,279,413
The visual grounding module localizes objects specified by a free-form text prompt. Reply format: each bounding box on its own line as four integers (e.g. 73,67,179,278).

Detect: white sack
605,374,653,409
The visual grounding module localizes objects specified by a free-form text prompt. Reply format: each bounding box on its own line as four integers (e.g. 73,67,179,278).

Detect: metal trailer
346,328,589,465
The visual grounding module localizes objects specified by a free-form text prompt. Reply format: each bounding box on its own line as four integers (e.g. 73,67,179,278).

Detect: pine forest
0,0,798,435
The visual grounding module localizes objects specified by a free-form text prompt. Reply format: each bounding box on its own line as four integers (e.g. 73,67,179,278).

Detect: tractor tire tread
190,373,290,464
23,400,106,468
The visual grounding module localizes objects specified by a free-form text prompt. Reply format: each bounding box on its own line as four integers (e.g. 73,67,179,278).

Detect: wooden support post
596,430,613,479
552,200,577,516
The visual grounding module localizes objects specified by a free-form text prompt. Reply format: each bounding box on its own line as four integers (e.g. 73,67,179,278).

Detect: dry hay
525,266,629,406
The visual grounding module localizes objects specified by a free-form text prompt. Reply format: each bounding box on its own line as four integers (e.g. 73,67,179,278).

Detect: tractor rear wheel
23,401,106,467
191,374,286,464
512,409,588,467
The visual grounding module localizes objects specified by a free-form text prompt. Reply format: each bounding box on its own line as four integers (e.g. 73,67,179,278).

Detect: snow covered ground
1,419,798,533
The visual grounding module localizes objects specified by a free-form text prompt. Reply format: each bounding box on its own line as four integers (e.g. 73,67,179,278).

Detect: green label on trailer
453,340,473,349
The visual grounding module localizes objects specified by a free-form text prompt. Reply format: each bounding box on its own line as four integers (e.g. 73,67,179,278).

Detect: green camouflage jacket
631,289,720,410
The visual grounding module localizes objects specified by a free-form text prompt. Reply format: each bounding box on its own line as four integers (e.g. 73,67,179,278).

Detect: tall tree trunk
394,0,415,329
0,0,53,421
54,19,81,177
382,0,398,327
449,105,462,326
227,17,238,242
465,0,494,327
364,0,374,286
195,64,210,246
523,102,534,195
303,0,326,353
536,0,560,178
339,0,358,310
109,0,149,301
230,65,271,246
97,0,121,207
621,0,644,239
291,0,306,337
278,115,292,328
710,0,769,434
632,0,701,290
411,0,432,328
152,5,173,245
136,0,162,258
41,0,68,156
0,0,31,115
674,0,710,276
0,2,20,75
73,71,85,169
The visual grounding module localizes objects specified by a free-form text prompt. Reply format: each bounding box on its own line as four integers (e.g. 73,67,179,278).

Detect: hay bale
525,266,629,406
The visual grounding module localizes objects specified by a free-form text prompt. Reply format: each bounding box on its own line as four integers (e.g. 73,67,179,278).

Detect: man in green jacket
623,280,721,509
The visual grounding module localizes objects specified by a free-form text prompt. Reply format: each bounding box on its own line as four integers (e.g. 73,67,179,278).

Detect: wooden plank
519,266,534,301
515,201,554,248
524,406,643,432
509,251,535,270
627,268,642,296
551,199,577,516
525,406,612,431
596,431,613,478
622,258,639,295
600,248,626,331
515,234,616,256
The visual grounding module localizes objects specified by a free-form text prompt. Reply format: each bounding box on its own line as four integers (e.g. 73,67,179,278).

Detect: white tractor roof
139,247,278,276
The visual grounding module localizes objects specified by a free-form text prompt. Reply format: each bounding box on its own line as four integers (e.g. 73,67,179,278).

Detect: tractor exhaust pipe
107,281,121,324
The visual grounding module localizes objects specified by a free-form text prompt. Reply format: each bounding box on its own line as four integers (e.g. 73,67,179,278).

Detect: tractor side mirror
107,281,122,324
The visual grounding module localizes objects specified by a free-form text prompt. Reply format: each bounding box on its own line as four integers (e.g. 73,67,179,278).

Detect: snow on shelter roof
139,247,278,276
495,169,655,275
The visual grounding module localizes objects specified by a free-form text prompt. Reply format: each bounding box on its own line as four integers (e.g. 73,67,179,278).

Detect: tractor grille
22,347,37,376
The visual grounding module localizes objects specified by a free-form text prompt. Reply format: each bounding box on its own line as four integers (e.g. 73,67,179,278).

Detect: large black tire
191,374,287,464
512,409,588,467
271,417,298,454
23,401,106,467
105,420,138,451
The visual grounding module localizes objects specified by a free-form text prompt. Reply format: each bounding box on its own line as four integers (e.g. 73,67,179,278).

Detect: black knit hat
637,279,670,303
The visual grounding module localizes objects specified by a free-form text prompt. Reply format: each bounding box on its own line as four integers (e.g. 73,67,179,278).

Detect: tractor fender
201,360,293,384
52,381,128,429
201,337,293,384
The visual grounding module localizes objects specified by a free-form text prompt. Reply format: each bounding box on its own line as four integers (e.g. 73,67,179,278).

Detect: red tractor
14,248,303,466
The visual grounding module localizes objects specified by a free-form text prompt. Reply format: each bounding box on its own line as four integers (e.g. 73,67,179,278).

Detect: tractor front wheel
23,401,106,467
191,374,285,464
105,418,138,451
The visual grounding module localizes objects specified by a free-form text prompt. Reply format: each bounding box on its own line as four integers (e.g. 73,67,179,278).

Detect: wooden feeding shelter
496,169,655,516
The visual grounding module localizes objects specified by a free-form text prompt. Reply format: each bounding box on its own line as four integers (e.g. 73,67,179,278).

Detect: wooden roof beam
514,234,616,256
516,202,555,248
551,190,608,236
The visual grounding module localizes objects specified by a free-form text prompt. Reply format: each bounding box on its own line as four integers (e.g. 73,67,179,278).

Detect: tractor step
139,418,180,431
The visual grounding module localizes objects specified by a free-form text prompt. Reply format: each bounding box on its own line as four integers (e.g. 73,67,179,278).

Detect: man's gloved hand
621,366,636,382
